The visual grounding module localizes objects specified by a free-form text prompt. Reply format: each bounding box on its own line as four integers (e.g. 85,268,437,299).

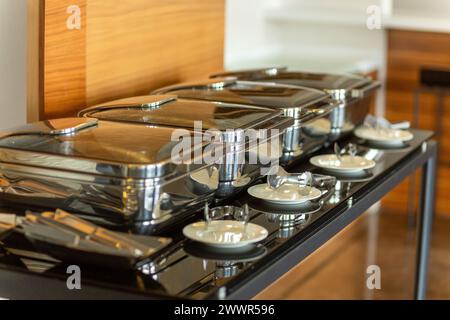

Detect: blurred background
0,0,449,299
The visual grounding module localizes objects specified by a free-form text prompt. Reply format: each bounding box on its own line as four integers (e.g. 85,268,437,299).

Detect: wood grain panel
85,0,224,106
44,0,87,119
384,29,450,217
35,0,224,119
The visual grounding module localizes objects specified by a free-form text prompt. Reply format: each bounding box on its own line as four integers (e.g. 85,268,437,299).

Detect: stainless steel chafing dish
79,95,293,197
0,118,226,231
210,67,381,141
151,79,337,164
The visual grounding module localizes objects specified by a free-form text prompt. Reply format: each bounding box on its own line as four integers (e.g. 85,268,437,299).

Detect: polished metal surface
80,95,178,115
0,120,211,178
209,68,381,142
210,69,375,100
0,118,99,140
80,95,293,196
152,80,330,113
210,66,287,79
80,95,282,132
19,209,172,268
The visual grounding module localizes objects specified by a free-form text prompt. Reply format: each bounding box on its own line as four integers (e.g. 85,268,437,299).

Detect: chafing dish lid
79,95,283,131
0,118,209,179
152,81,330,112
210,69,376,100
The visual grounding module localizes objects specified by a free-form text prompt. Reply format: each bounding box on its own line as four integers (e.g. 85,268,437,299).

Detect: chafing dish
79,95,293,197
0,118,225,232
152,79,337,164
210,68,381,141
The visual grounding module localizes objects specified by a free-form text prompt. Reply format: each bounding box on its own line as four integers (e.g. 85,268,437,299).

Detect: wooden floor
255,204,450,300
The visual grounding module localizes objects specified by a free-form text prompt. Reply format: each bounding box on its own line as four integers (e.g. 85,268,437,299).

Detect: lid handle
210,66,287,79
43,118,99,135
0,118,98,140
79,95,178,116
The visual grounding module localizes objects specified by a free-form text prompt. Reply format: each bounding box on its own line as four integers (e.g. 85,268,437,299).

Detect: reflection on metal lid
84,95,178,112
210,68,377,100
0,118,98,140
81,96,281,132
152,80,331,113
0,120,208,179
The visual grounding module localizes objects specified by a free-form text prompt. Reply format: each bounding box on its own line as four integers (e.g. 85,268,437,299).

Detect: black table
0,130,437,300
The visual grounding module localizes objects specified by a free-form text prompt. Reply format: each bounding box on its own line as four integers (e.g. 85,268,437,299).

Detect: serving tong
266,166,336,192
334,142,358,162
1,209,171,267
204,203,250,232
22,210,156,258
364,115,410,131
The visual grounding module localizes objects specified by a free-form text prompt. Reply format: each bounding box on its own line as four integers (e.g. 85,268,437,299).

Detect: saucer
183,220,268,249
247,183,322,205
184,242,268,262
354,126,414,146
310,155,376,174
247,198,321,215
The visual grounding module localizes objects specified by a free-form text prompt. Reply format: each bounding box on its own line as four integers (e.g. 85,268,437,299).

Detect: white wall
225,0,450,73
224,0,450,115
0,0,27,129
225,0,385,74
224,0,275,68
394,0,450,17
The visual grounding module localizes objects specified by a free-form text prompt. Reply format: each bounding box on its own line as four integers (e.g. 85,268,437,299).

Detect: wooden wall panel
383,29,450,217
35,0,224,119
44,0,87,119
85,0,224,106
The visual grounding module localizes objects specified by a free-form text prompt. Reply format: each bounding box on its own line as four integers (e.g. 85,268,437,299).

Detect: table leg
414,143,437,300
413,88,421,128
